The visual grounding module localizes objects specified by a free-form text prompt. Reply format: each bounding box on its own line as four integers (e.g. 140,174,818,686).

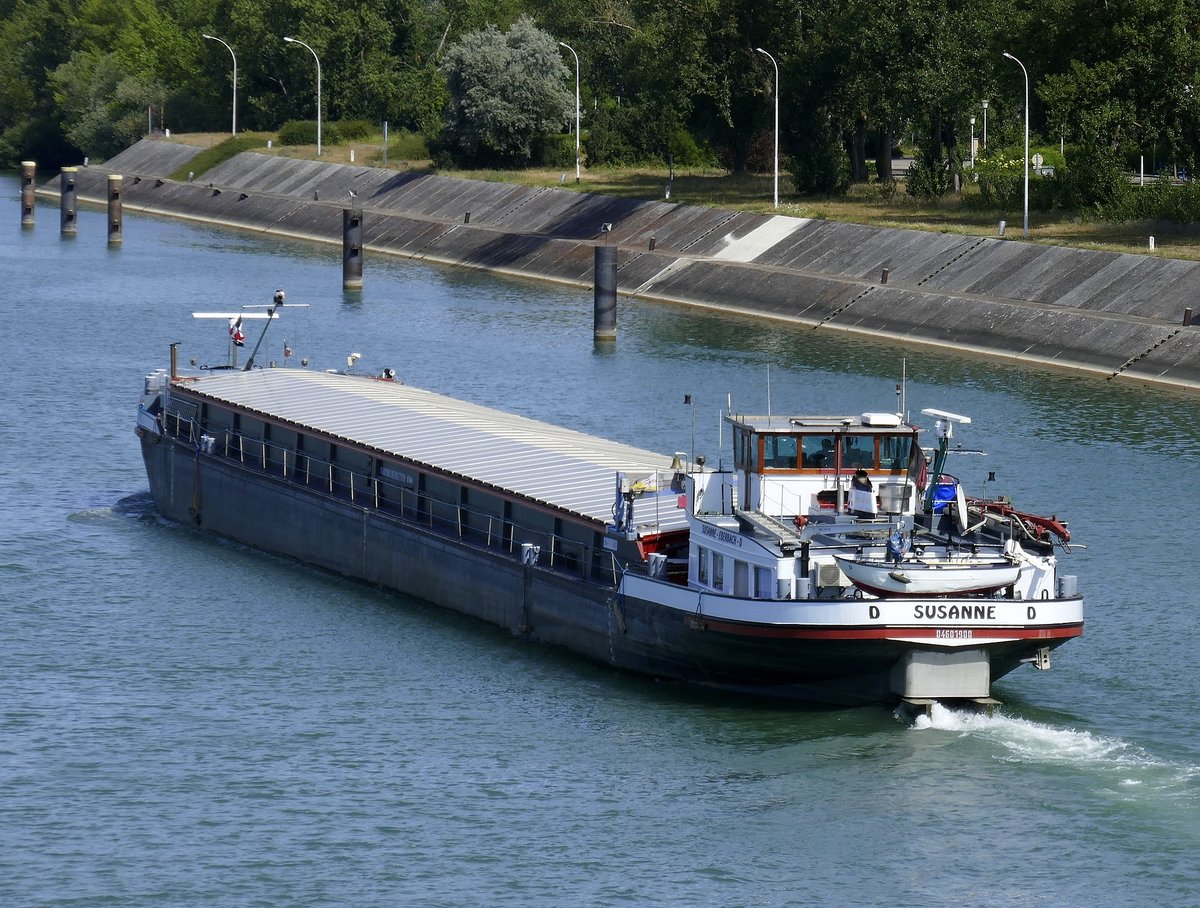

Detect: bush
532,132,577,168
584,105,639,166
743,130,776,175
973,149,1024,209
386,130,430,161
667,128,716,168
278,120,342,146
905,148,952,201
332,119,373,141
1127,176,1200,222
168,135,268,181
1051,147,1133,218
789,122,850,196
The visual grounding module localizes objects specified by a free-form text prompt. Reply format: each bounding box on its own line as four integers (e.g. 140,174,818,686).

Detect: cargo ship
136,330,1083,707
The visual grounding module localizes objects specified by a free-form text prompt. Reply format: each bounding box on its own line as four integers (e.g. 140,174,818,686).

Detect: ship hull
139,428,1081,705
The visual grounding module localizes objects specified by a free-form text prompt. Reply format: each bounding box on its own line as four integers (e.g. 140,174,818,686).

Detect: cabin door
734,560,750,597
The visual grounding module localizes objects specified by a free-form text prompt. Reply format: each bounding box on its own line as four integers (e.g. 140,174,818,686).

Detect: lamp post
558,42,580,183
1002,52,1029,237
981,99,988,149
755,47,779,209
202,34,237,135
283,36,321,156
969,115,976,167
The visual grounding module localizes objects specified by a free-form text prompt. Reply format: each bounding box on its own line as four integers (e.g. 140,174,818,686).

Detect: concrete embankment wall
49,139,1200,390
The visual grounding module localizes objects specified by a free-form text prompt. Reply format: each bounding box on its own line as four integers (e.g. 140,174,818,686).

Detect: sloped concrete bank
45,139,1200,390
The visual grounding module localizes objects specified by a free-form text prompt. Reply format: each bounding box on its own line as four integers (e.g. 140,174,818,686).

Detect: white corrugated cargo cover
173,368,690,533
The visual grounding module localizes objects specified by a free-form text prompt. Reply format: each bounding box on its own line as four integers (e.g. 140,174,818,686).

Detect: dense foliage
1,0,1196,219
438,16,570,167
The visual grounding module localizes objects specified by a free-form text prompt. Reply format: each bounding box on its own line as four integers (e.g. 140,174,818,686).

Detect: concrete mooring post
593,244,617,341
343,208,363,290
60,167,78,236
107,175,123,245
20,161,36,227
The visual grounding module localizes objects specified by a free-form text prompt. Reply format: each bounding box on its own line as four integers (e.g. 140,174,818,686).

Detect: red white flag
229,317,245,347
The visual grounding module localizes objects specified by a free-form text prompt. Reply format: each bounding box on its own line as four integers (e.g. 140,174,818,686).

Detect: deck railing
169,416,626,588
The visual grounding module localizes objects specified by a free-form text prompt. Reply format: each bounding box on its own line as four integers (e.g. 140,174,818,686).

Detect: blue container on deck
931,480,957,513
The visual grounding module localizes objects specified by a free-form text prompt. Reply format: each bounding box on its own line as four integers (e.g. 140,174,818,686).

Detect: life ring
793,515,809,529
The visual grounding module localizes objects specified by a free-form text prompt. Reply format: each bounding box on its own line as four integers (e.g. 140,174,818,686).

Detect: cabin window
733,428,747,470
803,434,837,468
734,561,750,597
840,435,874,469
712,554,725,590
879,434,914,472
697,547,709,585
755,566,774,598
763,435,799,470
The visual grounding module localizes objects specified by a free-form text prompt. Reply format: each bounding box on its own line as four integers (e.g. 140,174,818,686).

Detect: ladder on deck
735,509,807,549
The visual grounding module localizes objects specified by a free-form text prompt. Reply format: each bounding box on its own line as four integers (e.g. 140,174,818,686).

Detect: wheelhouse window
763,434,799,470
840,435,874,469
712,554,725,590
879,434,915,472
802,434,837,468
697,546,709,585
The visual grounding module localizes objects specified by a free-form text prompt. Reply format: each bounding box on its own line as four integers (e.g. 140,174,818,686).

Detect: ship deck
169,368,691,533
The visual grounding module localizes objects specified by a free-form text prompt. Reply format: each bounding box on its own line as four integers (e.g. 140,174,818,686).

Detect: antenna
243,290,309,371
766,364,772,424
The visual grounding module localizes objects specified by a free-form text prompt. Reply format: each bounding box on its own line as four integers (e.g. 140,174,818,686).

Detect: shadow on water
112,490,159,519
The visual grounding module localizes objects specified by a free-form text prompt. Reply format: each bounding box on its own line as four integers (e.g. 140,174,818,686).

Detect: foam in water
904,702,1199,800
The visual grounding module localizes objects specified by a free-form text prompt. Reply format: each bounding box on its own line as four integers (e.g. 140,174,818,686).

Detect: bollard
60,167,77,236
998,220,1006,237
343,207,363,290
881,268,890,284
1149,236,1155,250
594,244,617,342
107,174,123,246
21,161,36,227
1184,308,1193,327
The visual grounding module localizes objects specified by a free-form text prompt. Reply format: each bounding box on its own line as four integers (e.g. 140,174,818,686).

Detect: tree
48,50,170,158
440,15,572,166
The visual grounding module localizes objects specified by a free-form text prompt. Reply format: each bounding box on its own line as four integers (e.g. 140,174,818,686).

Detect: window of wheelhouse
840,435,874,469
762,434,799,470
879,434,915,472
732,426,761,472
697,546,709,585
802,434,837,468
802,434,886,470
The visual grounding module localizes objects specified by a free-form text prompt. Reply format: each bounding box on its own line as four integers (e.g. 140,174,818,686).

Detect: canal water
2,177,1197,906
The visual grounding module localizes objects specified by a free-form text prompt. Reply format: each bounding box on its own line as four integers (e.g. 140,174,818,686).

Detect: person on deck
850,468,876,518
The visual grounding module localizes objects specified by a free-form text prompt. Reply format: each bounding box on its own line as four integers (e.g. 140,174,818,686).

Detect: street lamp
283,36,321,156
755,47,779,209
981,99,989,149
558,42,580,183
1002,52,1029,237
202,34,237,135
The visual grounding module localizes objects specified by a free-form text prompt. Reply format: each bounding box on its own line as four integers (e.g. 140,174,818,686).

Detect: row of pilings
22,162,123,245
22,162,622,341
